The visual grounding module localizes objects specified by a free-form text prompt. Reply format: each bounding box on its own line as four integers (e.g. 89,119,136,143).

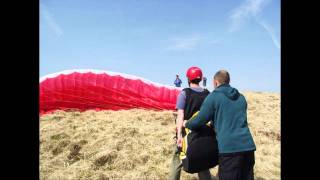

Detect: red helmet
186,66,203,81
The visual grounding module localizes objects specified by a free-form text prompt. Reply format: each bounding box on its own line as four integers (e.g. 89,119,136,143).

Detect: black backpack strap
182,88,191,98
203,88,210,94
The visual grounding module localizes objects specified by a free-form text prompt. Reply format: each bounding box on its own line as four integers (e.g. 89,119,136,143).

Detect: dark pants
168,146,212,180
218,151,255,180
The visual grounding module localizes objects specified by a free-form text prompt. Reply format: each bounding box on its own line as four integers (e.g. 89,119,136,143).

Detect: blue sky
40,0,280,92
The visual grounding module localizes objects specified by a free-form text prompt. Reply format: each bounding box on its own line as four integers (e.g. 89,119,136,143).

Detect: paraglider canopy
40,69,182,115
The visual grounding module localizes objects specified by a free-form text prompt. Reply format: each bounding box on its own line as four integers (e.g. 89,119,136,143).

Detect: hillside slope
40,92,280,180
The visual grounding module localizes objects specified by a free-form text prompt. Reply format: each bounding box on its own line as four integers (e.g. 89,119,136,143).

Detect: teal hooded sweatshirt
185,84,256,154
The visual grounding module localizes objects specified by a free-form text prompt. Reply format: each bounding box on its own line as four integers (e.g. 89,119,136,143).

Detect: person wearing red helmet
168,67,215,180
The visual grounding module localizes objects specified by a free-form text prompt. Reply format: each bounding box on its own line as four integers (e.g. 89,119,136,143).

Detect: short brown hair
190,78,201,84
214,70,230,84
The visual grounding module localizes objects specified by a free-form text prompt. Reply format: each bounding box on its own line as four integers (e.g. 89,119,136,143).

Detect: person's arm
184,94,215,130
176,109,184,147
175,91,186,147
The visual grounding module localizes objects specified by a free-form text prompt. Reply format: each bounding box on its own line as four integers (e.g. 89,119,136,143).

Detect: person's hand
182,120,187,127
177,137,183,147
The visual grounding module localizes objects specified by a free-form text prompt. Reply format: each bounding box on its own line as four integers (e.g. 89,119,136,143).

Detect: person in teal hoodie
183,70,256,180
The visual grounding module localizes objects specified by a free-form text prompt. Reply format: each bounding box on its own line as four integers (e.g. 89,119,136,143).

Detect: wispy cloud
229,0,279,49
40,3,63,37
166,34,221,51
257,20,280,49
166,35,201,51
229,0,269,32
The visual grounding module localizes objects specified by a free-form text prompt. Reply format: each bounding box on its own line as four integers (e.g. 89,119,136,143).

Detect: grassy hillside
40,92,280,180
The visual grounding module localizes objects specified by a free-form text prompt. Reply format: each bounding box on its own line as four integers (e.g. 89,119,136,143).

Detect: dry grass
40,92,280,180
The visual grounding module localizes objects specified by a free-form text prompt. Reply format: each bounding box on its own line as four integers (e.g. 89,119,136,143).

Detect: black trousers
218,151,255,180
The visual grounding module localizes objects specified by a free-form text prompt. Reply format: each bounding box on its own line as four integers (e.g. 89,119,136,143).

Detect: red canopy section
40,70,181,115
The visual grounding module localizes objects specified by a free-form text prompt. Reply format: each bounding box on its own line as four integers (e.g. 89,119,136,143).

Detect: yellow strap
179,111,212,160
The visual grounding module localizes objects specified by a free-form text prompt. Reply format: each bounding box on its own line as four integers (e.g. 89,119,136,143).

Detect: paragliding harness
174,88,218,173
178,112,219,173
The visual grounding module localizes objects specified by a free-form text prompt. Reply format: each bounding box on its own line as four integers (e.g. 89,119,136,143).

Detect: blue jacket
185,84,256,154
174,78,182,87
